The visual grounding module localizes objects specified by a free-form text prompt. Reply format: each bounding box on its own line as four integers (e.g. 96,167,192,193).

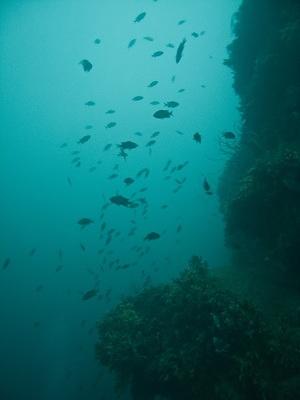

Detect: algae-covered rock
96,257,300,400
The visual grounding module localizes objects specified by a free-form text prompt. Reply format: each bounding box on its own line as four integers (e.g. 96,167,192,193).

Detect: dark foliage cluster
96,257,300,400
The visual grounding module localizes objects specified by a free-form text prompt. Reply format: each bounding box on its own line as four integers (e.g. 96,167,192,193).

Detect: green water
0,1,241,399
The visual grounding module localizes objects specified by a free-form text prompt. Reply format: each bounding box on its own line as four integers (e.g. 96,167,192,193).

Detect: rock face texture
219,0,300,283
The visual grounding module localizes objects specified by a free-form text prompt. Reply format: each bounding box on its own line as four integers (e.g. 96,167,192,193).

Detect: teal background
0,1,240,399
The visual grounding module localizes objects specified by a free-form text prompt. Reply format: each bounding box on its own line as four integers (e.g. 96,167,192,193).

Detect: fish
56,265,63,272
67,177,72,186
71,157,80,163
60,142,67,148
128,38,137,48
151,131,160,138
178,19,186,25
80,243,86,252
118,141,138,150
163,160,171,171
124,177,135,186
191,32,199,38
132,96,144,101
134,131,143,136
106,109,115,114
82,289,98,301
171,75,176,83
134,11,146,23
108,173,118,180
176,38,186,64
152,51,164,57
144,232,160,241
176,177,187,185
78,218,94,228
2,258,11,270
100,222,106,231
203,178,213,195
94,38,101,44
71,150,80,155
150,101,160,105
178,88,185,93
29,248,36,257
223,131,236,139
153,110,173,119
146,139,156,147
177,161,189,170
78,135,91,144
136,168,150,178
110,195,138,208
79,59,93,72
200,30,206,35
144,36,154,42
118,149,128,160
177,224,182,233
103,143,112,151
193,132,202,143
85,101,95,106
176,130,184,135
166,43,175,48
85,125,93,130
148,80,159,88
105,122,116,129
164,101,179,108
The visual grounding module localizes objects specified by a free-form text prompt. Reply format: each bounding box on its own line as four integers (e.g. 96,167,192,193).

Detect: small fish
94,38,101,44
171,75,176,83
164,101,179,108
78,218,94,228
166,43,175,48
106,110,115,115
29,248,36,257
146,139,156,147
56,265,63,272
85,101,95,106
108,173,118,180
67,177,72,186
80,243,86,252
106,122,116,129
85,125,93,130
35,284,44,293
110,195,138,208
148,80,159,88
144,36,154,42
71,150,80,155
60,142,67,148
153,110,173,119
163,160,171,171
152,51,164,57
176,38,186,64
119,141,138,150
178,88,185,93
128,38,137,48
223,131,236,139
177,224,182,233
132,96,144,101
82,289,98,301
144,232,160,241
118,149,128,160
193,132,202,143
201,84,206,88
2,258,11,270
134,11,146,23
178,19,186,25
124,177,135,185
176,130,184,135
79,59,93,72
71,157,80,163
134,131,143,136
103,143,112,151
151,131,160,138
200,30,206,36
136,168,150,178
203,178,212,195
177,161,188,170
78,135,91,144
150,101,160,105
191,32,199,38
